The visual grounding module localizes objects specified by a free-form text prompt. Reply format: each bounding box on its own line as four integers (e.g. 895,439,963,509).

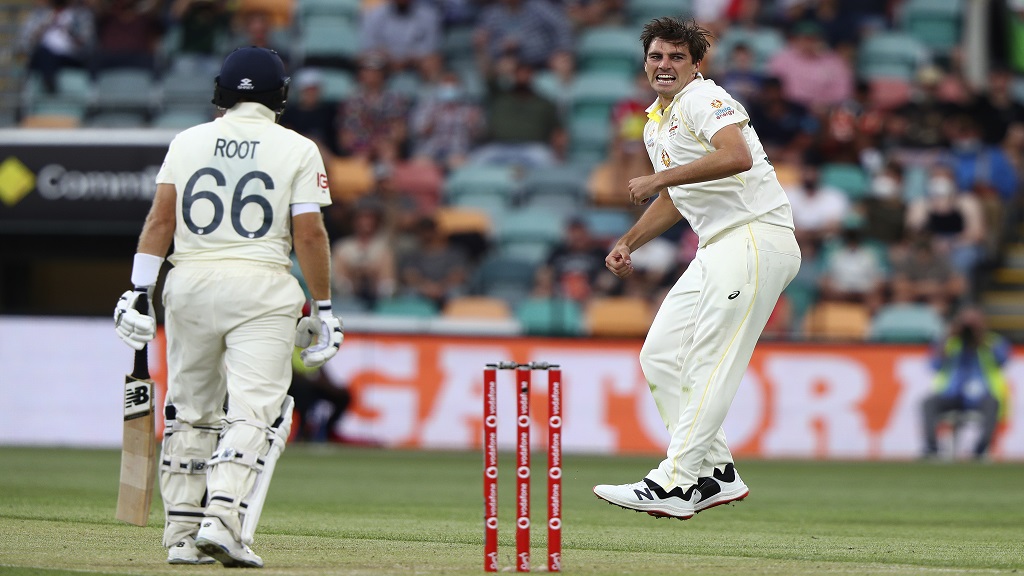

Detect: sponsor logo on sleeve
317,172,329,189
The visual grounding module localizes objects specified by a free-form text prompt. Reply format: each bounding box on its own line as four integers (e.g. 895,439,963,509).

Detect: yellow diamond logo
0,157,35,207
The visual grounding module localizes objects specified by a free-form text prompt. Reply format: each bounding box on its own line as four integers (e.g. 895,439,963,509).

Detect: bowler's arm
655,124,753,188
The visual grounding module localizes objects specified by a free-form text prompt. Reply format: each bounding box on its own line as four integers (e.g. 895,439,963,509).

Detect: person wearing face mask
906,165,986,291
411,73,485,171
945,115,1019,203
783,158,849,246
862,161,906,245
921,306,1010,461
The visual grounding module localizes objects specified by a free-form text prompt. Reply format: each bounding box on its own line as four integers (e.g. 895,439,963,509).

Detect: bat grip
131,293,151,380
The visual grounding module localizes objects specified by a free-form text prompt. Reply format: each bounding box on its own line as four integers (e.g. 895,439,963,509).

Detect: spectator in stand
229,9,289,67
359,0,442,73
411,72,485,172
338,53,411,163
289,350,352,443
534,217,612,304
468,56,564,167
784,159,850,246
862,161,907,246
820,79,886,164
747,76,819,164
766,21,853,112
718,42,763,107
168,0,231,75
906,165,987,292
89,0,163,74
817,217,887,316
922,306,1009,461
884,66,960,151
331,203,397,310
18,0,95,94
280,68,340,157
397,215,468,309
473,0,573,71
972,67,1024,145
945,115,1019,203
565,0,625,29
890,232,965,317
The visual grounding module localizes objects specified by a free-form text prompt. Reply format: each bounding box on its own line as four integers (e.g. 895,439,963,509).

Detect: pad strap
160,456,211,475
208,447,265,471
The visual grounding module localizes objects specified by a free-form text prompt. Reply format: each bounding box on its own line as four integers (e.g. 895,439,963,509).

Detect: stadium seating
576,27,642,75
821,163,870,201
869,303,946,343
375,295,439,317
295,0,360,22
443,165,519,204
442,296,513,320
516,297,584,336
712,26,786,73
471,254,537,304
627,0,694,27
92,69,157,119
900,0,963,54
316,69,356,103
802,301,871,341
296,17,360,68
520,165,589,215
585,296,653,338
857,32,931,81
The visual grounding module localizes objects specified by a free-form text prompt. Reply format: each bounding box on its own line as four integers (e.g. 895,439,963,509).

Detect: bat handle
132,293,151,380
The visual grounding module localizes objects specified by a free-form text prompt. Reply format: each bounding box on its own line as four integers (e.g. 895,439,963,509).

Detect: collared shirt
475,0,573,66
156,102,331,267
359,1,442,60
643,74,794,246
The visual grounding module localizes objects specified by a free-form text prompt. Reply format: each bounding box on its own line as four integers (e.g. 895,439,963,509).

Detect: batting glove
114,288,156,350
295,300,344,368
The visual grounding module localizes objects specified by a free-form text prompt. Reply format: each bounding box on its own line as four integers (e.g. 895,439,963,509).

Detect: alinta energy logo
0,156,36,207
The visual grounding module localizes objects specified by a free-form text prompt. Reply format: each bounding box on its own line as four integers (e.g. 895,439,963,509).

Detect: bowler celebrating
594,18,801,519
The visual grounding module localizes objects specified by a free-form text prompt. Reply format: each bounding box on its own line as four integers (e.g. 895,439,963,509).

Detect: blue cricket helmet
212,46,290,113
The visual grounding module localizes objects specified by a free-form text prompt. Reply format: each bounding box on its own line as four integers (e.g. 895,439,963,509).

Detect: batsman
113,46,343,568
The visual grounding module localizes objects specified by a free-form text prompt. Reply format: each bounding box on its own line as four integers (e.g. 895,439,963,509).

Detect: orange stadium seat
326,157,375,202
237,0,294,26
442,296,513,320
585,296,654,338
801,301,871,342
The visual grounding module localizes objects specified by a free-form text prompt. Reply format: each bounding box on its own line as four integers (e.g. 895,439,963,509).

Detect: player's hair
640,17,713,64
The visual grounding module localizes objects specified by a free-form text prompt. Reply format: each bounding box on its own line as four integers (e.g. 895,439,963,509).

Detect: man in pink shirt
767,21,853,112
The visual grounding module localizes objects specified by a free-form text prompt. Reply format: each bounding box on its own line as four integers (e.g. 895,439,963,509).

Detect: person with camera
922,306,1010,460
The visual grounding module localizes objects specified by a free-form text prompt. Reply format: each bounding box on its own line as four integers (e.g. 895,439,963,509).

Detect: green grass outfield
0,445,1022,575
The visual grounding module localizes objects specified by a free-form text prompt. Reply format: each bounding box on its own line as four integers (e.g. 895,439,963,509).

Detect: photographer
922,306,1010,460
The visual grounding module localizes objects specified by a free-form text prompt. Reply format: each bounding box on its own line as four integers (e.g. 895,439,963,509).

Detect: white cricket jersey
156,102,331,267
644,74,793,246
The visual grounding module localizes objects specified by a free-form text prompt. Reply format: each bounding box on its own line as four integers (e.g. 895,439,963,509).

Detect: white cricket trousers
641,220,800,490
161,260,303,543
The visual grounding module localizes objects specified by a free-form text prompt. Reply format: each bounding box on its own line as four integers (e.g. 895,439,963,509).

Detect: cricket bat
115,293,157,526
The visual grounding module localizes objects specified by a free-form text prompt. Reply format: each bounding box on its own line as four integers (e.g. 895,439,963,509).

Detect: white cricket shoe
593,478,697,520
695,463,749,513
167,535,216,565
195,516,264,568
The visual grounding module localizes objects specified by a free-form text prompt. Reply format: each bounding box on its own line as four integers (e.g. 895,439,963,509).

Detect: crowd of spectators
16,0,1024,340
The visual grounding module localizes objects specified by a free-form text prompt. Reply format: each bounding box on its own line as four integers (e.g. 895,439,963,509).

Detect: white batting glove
296,300,344,368
114,289,155,350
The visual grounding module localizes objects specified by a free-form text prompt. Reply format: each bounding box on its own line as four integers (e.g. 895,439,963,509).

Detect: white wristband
316,299,333,320
131,253,164,288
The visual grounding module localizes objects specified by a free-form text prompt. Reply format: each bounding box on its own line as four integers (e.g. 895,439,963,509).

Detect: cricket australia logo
661,150,670,168
237,78,254,90
710,99,723,109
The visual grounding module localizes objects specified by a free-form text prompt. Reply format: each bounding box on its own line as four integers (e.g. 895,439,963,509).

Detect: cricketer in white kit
113,47,344,567
594,17,801,519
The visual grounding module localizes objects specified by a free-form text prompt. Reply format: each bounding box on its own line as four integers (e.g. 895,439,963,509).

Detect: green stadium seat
152,109,210,129
821,163,869,201
296,0,360,21
318,69,356,103
444,165,519,202
713,27,786,73
900,0,963,54
298,18,359,67
93,69,157,114
869,303,945,343
577,27,643,74
516,297,583,336
374,295,438,317
857,32,930,80
570,72,634,122
472,254,537,303
627,0,694,27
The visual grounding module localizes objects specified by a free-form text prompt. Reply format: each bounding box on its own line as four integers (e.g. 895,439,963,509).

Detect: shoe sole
167,557,216,565
592,488,694,520
695,487,749,513
195,538,263,569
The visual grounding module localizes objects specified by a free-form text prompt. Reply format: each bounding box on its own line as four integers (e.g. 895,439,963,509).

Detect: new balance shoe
593,478,697,520
694,463,749,513
195,516,264,568
167,535,216,565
